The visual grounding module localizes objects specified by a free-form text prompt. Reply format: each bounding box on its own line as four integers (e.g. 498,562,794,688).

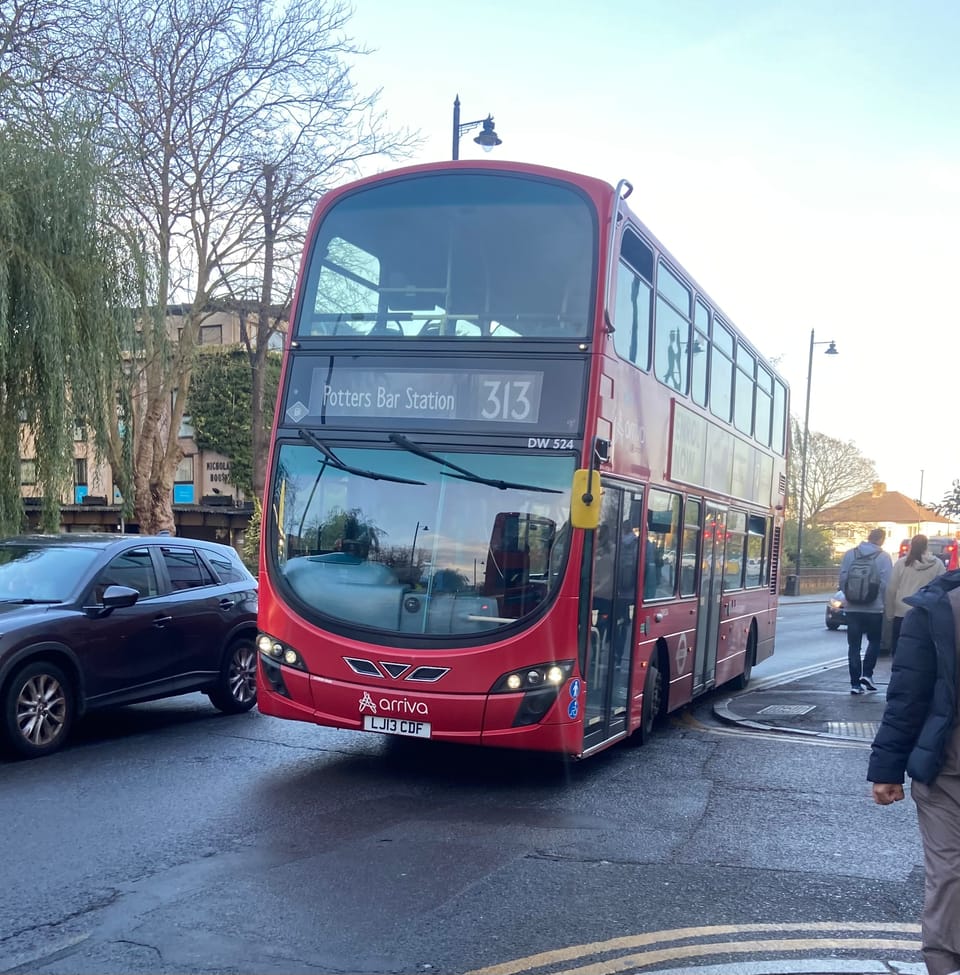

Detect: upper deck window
654,261,692,394
709,320,734,422
691,300,709,407
297,172,597,340
734,343,755,435
612,228,653,370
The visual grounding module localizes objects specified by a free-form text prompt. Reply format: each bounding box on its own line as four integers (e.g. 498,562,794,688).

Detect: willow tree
0,119,138,534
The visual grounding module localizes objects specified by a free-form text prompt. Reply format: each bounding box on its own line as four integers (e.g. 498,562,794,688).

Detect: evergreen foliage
241,495,261,574
188,347,280,497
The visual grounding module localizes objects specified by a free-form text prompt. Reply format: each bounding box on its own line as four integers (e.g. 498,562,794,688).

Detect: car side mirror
86,584,139,618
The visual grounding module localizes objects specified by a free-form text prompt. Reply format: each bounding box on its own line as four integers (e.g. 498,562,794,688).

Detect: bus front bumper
257,656,583,754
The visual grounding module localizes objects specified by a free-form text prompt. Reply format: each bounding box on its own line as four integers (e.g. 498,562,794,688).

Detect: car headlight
829,599,843,610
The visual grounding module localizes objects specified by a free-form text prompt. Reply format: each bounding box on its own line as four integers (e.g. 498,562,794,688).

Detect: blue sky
345,0,960,508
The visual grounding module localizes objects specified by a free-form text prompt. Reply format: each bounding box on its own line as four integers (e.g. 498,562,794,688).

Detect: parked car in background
825,590,848,630
0,534,258,759
897,536,960,571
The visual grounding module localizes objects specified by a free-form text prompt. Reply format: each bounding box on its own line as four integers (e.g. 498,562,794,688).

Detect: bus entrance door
583,485,641,752
692,505,726,694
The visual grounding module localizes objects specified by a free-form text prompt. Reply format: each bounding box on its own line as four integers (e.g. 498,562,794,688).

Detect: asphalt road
0,601,925,975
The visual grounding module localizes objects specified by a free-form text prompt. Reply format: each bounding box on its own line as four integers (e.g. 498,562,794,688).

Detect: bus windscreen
295,172,597,340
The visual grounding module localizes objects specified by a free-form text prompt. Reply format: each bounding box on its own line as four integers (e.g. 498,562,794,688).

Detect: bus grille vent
769,524,782,595
406,666,449,682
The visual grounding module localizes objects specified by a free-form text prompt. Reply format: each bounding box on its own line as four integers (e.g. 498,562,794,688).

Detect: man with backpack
839,527,894,695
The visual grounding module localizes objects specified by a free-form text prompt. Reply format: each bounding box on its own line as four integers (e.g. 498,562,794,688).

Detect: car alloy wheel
206,638,257,713
228,641,257,705
4,661,74,758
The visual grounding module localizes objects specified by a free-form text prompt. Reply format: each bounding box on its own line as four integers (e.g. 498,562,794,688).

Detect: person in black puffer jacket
868,568,960,975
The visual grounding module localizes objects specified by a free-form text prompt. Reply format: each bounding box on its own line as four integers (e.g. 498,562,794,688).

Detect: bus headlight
490,660,575,694
257,632,306,671
488,659,576,727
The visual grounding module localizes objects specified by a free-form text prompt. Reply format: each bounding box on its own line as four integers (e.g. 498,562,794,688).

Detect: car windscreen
0,545,101,602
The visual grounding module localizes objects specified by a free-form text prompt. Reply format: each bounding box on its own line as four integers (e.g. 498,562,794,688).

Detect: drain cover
826,721,879,738
757,704,817,716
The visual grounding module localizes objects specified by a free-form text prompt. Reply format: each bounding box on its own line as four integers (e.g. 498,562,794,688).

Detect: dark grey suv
0,534,258,759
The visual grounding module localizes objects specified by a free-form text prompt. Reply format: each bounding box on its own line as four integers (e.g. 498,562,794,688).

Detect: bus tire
628,656,662,747
729,628,756,691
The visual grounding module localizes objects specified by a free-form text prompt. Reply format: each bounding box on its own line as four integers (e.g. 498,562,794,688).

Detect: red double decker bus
256,160,789,758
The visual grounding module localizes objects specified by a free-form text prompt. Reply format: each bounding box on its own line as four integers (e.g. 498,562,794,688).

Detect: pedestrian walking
839,527,893,694
868,569,960,975
886,534,946,657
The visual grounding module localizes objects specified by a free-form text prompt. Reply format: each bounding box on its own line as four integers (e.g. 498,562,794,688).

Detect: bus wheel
628,657,662,747
729,629,756,691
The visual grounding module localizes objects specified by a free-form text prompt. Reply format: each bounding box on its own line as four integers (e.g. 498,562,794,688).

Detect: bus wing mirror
570,469,602,529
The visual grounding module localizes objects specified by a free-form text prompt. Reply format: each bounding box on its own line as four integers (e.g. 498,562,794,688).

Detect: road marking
464,922,921,975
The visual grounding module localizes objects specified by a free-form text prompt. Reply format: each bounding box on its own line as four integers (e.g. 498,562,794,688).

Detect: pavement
713,648,891,745
695,600,925,975
712,594,890,745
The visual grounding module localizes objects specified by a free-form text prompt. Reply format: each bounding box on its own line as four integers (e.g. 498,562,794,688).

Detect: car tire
206,637,257,713
826,621,840,631
3,660,75,759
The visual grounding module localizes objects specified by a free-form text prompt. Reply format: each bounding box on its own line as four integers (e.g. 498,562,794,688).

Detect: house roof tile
816,489,949,525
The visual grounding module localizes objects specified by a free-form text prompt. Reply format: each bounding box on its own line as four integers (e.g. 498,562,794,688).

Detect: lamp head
825,341,839,355
474,115,502,151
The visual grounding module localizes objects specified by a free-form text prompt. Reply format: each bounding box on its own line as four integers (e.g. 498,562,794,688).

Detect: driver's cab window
94,548,158,601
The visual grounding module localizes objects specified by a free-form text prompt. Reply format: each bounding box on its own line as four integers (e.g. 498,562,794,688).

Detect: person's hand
872,783,905,805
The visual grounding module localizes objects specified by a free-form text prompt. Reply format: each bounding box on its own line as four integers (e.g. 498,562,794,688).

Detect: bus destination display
281,356,586,434
309,367,543,423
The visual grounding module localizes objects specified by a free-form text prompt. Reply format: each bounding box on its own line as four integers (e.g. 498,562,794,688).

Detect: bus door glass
583,484,641,750
693,505,726,693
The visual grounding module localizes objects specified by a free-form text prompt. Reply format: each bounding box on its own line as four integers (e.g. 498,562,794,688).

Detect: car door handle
152,615,173,628
219,598,234,610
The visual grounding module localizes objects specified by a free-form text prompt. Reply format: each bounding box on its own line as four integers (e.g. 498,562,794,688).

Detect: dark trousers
847,610,882,685
891,616,904,658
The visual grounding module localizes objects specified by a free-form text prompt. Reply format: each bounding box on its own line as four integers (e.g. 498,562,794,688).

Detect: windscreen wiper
298,429,426,485
0,598,62,604
388,433,561,494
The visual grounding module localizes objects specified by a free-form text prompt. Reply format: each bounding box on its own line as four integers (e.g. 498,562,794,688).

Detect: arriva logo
357,693,429,717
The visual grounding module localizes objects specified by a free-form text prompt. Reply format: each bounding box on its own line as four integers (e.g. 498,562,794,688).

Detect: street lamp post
794,329,839,589
410,521,429,571
452,94,502,160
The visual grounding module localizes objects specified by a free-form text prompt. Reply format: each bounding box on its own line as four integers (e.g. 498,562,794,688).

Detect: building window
199,324,223,345
73,457,88,504
20,459,36,486
174,455,195,504
73,420,86,442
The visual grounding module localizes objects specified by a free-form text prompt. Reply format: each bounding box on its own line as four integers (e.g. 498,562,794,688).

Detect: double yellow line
465,921,921,975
